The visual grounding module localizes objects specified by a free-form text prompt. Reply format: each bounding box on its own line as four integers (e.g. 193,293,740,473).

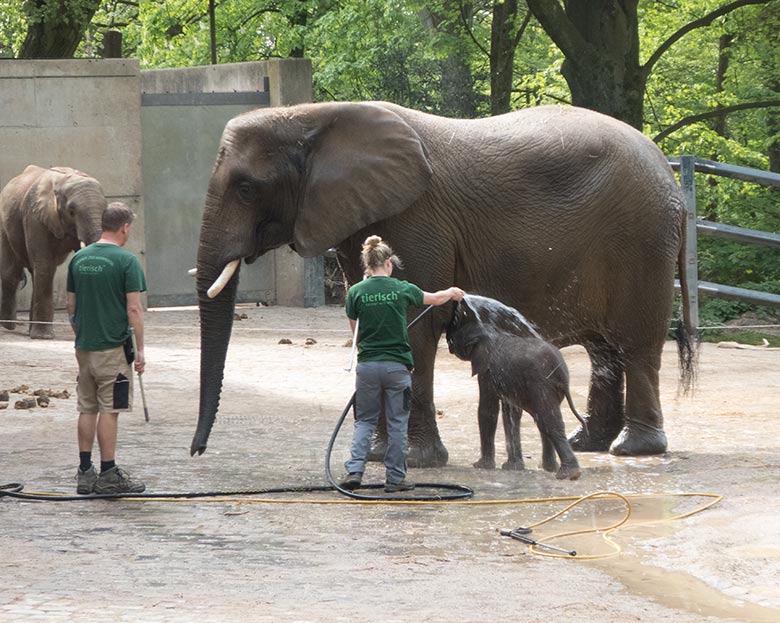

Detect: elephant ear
470,341,491,377
293,103,432,257
27,171,66,239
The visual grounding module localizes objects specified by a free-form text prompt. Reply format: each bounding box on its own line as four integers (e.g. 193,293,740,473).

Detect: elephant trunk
73,185,107,245
191,217,243,456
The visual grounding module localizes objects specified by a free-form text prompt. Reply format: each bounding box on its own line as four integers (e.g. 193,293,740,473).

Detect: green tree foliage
0,2,24,58
643,2,780,294
1,0,778,314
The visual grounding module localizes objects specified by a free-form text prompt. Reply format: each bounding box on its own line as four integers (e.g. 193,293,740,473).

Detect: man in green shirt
66,202,147,495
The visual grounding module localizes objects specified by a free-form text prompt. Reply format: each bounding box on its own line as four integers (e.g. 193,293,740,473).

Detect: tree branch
511,10,532,50
525,0,590,60
653,99,780,143
458,1,489,58
643,0,771,75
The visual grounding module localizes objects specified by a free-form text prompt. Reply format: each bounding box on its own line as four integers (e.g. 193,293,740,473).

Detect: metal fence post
679,155,699,330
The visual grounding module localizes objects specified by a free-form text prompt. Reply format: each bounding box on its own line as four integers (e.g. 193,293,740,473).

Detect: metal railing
669,155,780,329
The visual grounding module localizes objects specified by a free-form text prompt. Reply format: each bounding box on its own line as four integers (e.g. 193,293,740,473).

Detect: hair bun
363,235,383,248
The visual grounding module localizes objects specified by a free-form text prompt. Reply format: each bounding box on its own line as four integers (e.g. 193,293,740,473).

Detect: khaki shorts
76,347,133,414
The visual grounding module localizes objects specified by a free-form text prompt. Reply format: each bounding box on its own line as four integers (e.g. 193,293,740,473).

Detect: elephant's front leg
501,401,525,471
29,260,56,339
473,375,499,469
610,352,667,455
405,330,449,468
569,338,625,452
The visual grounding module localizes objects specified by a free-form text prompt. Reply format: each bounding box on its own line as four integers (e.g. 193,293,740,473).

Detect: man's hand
134,350,145,375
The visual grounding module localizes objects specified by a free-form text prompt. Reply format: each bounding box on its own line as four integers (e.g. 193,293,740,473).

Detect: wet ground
1,305,779,622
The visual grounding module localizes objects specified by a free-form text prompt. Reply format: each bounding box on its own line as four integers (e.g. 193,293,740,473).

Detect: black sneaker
93,466,145,494
339,472,363,490
384,480,415,493
75,465,97,495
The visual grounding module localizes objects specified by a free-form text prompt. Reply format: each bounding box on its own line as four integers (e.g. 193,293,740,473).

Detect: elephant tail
676,211,698,395
674,318,698,395
565,391,589,437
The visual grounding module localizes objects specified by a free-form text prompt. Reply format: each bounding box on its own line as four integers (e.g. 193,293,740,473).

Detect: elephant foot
1,321,16,331
407,438,449,468
473,456,496,469
568,418,622,452
29,324,55,339
556,464,582,480
501,458,525,471
540,457,559,473
368,437,450,467
609,423,667,456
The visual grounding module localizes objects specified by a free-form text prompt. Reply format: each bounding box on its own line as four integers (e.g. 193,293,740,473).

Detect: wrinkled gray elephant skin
446,296,588,480
0,165,107,339
192,101,695,465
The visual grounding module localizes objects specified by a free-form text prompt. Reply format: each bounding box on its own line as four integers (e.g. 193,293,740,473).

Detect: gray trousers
345,361,412,484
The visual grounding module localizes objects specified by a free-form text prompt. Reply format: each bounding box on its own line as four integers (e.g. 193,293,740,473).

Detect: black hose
0,480,334,502
324,391,473,501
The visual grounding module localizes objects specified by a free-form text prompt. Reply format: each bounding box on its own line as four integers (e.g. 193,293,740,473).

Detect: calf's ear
469,341,490,377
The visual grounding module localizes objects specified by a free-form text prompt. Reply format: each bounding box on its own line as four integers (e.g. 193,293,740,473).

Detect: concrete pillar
267,58,319,307
267,58,313,107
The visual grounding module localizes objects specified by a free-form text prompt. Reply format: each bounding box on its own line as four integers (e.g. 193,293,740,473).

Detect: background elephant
191,101,695,466
0,165,107,339
446,295,589,480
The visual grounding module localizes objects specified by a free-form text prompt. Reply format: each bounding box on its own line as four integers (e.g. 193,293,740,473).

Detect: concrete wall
140,58,314,307
0,59,144,311
0,58,315,315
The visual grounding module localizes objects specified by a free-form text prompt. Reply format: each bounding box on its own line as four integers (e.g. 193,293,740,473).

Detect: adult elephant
191,102,695,465
0,165,107,339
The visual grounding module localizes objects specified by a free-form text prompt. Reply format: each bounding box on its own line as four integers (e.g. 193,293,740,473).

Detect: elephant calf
446,296,587,480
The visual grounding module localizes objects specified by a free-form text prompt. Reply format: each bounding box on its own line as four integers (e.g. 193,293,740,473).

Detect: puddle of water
599,554,780,623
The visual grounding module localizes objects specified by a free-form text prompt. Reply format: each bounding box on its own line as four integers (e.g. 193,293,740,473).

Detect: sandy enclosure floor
1,304,779,623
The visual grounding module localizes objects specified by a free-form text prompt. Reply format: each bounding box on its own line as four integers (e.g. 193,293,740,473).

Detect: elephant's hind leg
532,400,581,480
610,351,667,456
569,337,625,452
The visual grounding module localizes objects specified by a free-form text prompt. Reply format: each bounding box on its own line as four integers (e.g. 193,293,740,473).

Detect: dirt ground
1,304,779,623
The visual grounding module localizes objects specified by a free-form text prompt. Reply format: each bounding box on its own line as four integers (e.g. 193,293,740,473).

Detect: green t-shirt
345,277,424,367
66,243,147,351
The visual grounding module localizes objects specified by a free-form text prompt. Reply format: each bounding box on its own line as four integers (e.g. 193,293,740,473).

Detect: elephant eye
236,182,255,204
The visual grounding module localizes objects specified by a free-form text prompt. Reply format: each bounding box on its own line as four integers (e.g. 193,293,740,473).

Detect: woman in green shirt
341,236,464,492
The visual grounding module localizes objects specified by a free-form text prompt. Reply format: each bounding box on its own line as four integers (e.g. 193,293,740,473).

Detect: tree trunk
420,2,478,119
19,0,103,58
288,0,309,58
713,34,734,136
527,0,644,128
490,0,520,116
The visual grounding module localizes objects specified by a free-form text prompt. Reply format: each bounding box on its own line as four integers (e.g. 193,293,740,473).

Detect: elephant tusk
188,268,197,276
207,259,240,299
80,241,86,249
